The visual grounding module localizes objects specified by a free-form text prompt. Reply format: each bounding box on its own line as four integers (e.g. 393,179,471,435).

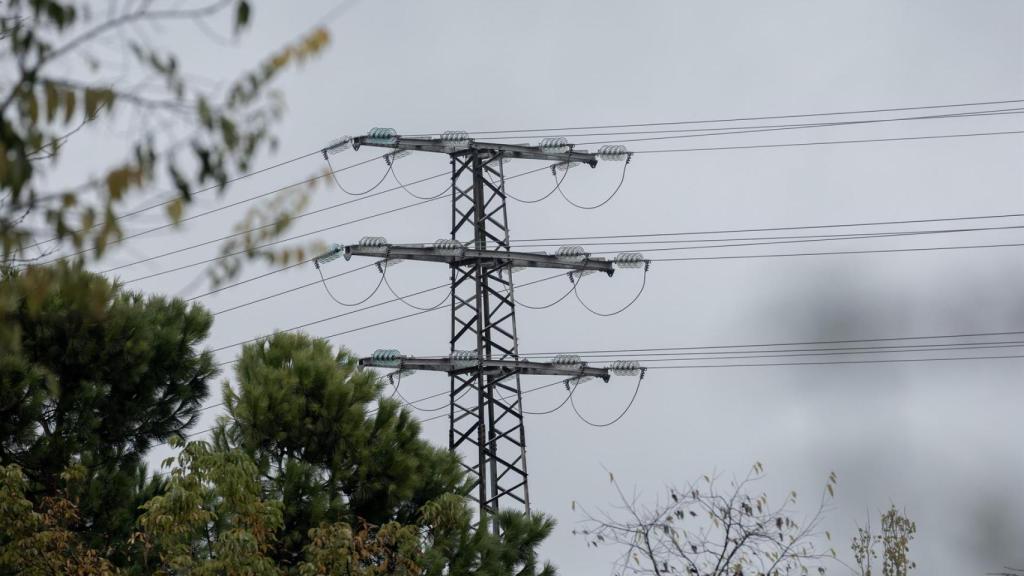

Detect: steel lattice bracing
343,134,604,532
448,150,529,527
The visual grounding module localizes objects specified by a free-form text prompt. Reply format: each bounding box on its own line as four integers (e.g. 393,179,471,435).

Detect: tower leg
449,150,530,530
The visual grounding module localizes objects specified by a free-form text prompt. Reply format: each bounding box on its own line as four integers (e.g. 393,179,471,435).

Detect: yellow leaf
63,89,75,123
45,82,60,123
166,198,184,224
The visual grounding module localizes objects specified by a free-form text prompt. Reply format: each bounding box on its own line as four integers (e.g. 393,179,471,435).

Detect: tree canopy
213,332,555,575
0,262,217,560
0,271,557,574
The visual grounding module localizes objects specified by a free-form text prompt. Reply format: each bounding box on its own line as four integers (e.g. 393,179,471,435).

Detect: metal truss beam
352,136,600,166
359,356,612,381
344,243,615,274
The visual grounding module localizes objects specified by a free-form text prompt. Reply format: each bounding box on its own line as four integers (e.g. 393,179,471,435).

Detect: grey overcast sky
58,1,1024,574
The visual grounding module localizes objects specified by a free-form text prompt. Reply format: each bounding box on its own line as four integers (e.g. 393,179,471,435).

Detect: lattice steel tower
316,130,639,531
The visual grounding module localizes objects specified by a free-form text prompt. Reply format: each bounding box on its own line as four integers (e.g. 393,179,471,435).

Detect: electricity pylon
316,130,639,532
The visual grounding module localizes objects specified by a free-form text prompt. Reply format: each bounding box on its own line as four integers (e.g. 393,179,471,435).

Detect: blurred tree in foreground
0,262,216,563
577,463,840,575
1,0,329,280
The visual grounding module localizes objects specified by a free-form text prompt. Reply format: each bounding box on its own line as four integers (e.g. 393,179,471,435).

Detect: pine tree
217,332,464,564
216,332,555,575
0,262,216,560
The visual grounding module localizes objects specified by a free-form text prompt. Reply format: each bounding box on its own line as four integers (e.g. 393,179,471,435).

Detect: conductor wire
505,149,576,204
572,263,649,317
383,271,451,311
569,371,644,428
555,153,633,210
325,155,393,196
316,257,387,306
514,279,576,310
390,162,452,200
524,378,579,415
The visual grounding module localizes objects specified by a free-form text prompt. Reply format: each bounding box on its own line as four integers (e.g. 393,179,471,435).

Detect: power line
565,108,1024,146
569,374,643,428
159,372,587,455
47,155,388,267
539,342,1024,359
198,240,1024,365
150,347,1024,466
209,262,382,315
510,213,1024,243
125,165,548,294
101,170,447,276
407,97,1024,136
521,330,1024,356
26,148,326,251
626,129,1024,154
208,272,567,357
187,259,311,302
195,213,1024,309
648,240,1024,262
194,240,1024,376
213,308,437,368
120,194,446,284
644,354,1024,370
408,108,1024,147
509,225,1024,254
584,227,1024,256
574,342,1024,363
108,164,554,285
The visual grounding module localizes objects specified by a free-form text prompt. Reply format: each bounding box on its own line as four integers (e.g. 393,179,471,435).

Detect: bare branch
45,0,236,63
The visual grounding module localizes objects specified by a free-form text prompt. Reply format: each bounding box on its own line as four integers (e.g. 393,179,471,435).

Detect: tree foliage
0,267,558,574
2,330,561,574
214,332,556,575
0,464,116,575
0,0,329,282
0,262,216,559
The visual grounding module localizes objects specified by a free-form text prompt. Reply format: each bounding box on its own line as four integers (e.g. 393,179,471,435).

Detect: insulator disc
613,252,646,268
556,245,588,262
552,353,583,366
366,127,398,144
597,144,630,161
609,360,641,375
358,236,387,248
539,136,570,153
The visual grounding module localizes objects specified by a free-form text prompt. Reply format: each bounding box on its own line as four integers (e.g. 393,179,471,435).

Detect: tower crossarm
359,355,612,382
351,136,599,167
343,243,615,275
